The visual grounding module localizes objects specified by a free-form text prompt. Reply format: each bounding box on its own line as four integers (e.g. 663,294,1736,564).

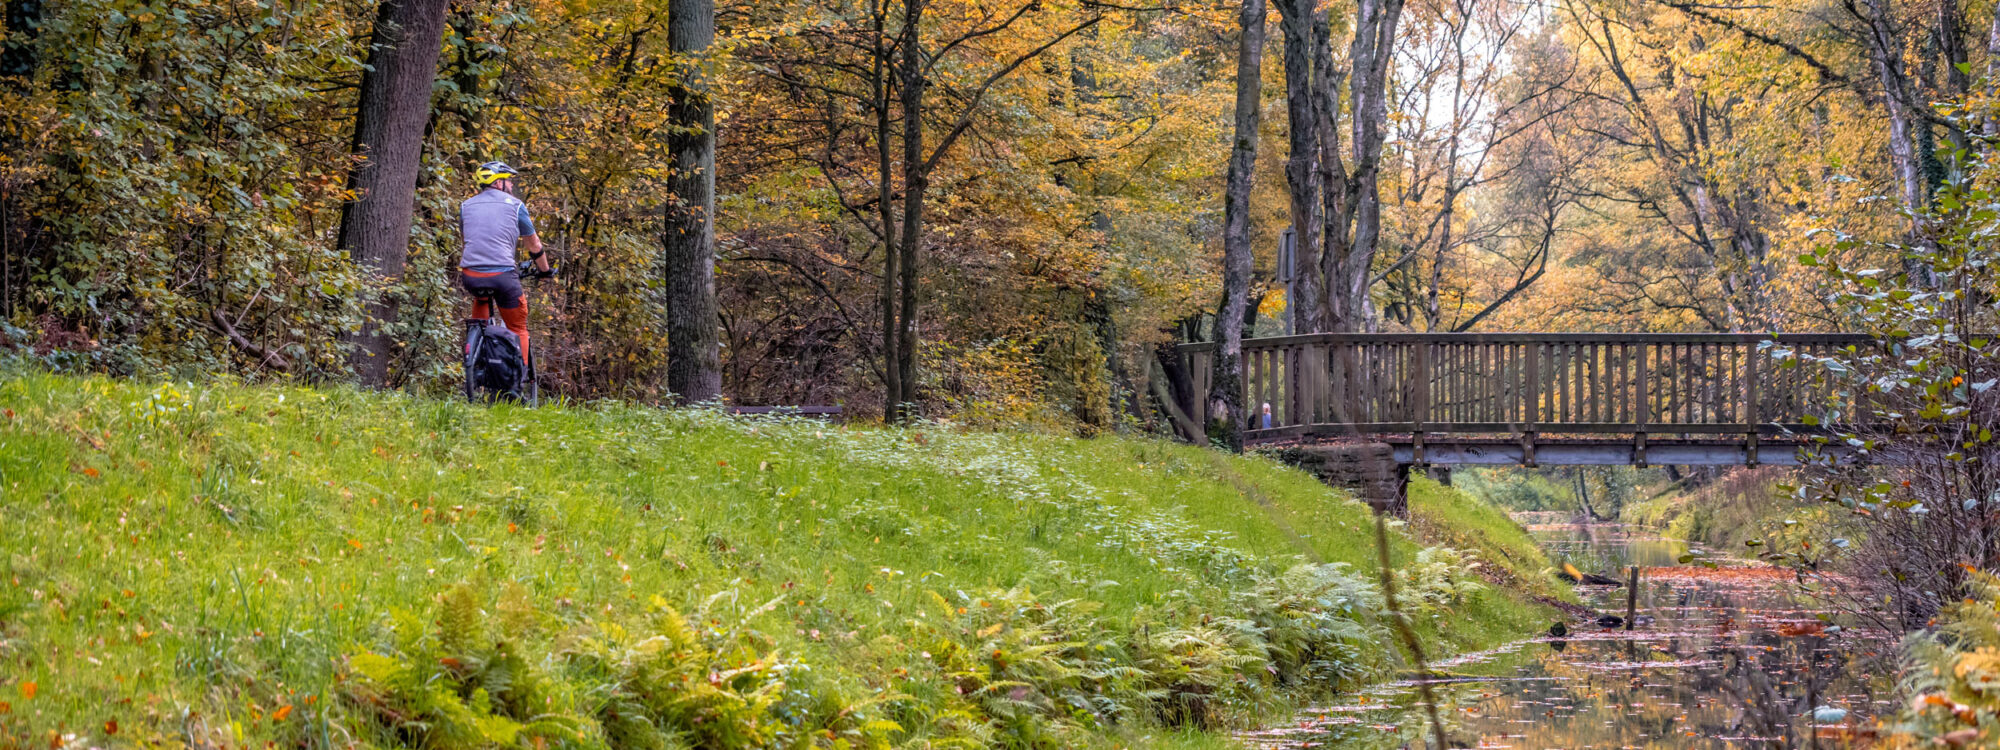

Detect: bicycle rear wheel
463,325,482,403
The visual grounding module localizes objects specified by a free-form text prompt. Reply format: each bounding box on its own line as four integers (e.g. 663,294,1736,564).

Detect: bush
1889,569,2000,748
1780,130,2000,630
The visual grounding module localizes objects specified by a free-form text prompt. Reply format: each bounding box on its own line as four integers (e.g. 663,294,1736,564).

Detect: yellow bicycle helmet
475,161,520,188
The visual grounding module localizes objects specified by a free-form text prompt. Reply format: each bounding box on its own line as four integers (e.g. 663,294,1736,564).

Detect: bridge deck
1177,332,1871,466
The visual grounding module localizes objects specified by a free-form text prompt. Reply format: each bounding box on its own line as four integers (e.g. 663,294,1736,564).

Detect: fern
1397,547,1487,613
1892,569,2000,747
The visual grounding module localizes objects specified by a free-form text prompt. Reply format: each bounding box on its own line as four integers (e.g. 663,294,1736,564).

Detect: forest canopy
0,0,1981,429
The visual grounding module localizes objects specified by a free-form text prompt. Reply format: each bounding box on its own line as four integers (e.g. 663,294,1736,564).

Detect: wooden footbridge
1177,333,1870,468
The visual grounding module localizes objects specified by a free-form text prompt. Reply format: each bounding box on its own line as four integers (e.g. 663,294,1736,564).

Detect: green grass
1619,468,1797,551
0,372,1554,748
1407,477,1574,609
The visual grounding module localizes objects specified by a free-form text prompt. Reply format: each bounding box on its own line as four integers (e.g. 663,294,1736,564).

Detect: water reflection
1242,517,1898,749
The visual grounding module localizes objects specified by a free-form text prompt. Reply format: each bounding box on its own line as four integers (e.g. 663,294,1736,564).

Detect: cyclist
459,161,552,362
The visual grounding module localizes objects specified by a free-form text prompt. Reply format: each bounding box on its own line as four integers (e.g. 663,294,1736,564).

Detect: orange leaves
1639,565,1798,582
1912,692,1981,726
271,704,294,721
1774,621,1825,637
18,682,34,700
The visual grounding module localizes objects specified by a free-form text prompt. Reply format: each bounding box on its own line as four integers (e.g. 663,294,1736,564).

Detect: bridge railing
1176,333,1873,447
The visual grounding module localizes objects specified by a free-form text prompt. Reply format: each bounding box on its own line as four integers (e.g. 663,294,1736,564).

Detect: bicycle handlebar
517,261,558,280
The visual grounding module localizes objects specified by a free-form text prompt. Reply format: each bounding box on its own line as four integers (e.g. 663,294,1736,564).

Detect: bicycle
463,261,555,406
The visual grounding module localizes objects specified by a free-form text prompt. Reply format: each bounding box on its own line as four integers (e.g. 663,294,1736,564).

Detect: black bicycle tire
463,325,481,403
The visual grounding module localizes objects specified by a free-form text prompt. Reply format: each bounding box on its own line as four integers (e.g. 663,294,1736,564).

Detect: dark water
1243,515,1899,749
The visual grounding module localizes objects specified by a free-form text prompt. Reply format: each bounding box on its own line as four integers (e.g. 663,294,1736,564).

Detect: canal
1244,514,1899,749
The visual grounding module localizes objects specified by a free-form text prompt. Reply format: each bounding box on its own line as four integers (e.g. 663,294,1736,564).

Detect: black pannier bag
470,322,524,397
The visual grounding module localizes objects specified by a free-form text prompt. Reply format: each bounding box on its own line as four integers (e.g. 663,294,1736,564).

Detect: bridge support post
1425,465,1453,485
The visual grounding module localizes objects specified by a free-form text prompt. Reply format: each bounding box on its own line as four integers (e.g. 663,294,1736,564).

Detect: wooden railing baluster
1166,332,1872,457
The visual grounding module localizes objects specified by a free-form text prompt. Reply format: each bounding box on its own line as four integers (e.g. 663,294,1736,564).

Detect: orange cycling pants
461,269,530,361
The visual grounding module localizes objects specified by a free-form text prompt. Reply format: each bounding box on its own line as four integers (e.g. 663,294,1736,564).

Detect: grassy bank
1620,468,1802,551
1406,478,1574,616
0,372,1552,748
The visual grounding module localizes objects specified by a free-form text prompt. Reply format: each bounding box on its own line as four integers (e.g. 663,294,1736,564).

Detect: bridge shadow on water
1240,516,1898,749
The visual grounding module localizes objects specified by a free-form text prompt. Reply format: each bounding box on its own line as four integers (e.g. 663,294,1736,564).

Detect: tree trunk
340,0,450,386
1331,0,1403,332
664,0,722,403
1311,13,1344,333
872,0,903,420
894,0,927,423
1210,0,1266,452
1854,0,1932,226
1273,0,1323,333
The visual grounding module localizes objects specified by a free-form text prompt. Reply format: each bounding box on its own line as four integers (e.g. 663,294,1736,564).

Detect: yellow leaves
1257,287,1288,318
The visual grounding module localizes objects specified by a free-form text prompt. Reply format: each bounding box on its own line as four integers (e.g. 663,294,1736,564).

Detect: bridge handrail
1174,332,1874,353
1170,331,1894,465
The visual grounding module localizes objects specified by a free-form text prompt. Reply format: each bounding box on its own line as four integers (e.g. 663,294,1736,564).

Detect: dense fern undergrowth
0,371,1554,749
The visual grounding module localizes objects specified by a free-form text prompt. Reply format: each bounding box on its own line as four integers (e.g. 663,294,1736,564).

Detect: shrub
1889,568,2000,748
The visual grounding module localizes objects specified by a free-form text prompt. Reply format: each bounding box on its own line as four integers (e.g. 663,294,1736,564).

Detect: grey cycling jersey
459,188,536,270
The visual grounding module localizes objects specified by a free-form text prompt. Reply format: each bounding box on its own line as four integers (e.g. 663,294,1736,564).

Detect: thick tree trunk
340,0,450,386
1273,0,1323,333
1311,15,1345,332
1331,0,1402,332
894,0,927,423
664,0,722,403
1302,0,1399,334
1209,0,1266,452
